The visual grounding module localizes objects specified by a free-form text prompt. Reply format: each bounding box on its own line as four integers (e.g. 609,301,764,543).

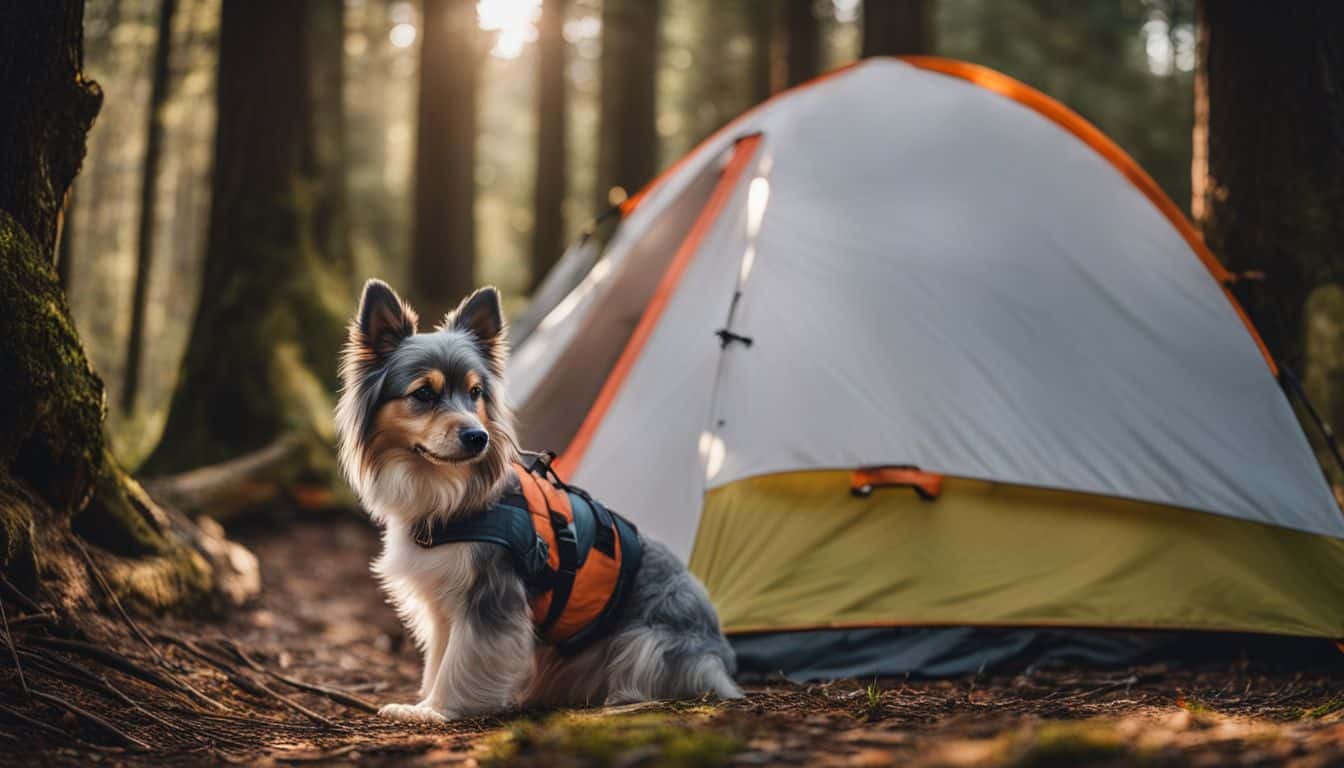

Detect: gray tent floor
731,627,1344,682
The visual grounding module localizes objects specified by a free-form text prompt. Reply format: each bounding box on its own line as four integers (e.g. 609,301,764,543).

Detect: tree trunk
861,0,934,58
747,0,780,105
1194,1,1344,479
0,3,101,257
0,0,249,612
144,0,352,480
123,0,177,415
305,0,350,277
410,0,481,323
596,0,660,209
784,0,820,88
56,183,75,291
530,0,568,293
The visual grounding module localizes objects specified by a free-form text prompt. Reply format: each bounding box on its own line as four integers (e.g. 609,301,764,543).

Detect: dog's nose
459,428,489,455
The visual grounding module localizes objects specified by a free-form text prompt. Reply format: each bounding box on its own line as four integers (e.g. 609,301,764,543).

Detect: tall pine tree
596,0,660,208
145,0,352,479
410,0,482,323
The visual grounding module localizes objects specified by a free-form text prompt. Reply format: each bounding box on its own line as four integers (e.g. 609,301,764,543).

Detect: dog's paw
378,702,454,724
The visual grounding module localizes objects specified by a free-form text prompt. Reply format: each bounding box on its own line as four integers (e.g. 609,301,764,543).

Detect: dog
335,279,742,722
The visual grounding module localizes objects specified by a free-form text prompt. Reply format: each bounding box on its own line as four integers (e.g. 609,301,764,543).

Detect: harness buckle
526,449,558,476
412,522,435,548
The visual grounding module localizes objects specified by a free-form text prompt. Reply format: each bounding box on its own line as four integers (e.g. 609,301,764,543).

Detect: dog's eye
411,386,437,403
469,385,484,401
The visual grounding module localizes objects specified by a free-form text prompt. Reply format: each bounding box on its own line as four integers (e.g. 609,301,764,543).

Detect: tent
508,58,1344,679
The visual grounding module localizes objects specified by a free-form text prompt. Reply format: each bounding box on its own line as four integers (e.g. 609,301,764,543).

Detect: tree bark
123,0,177,414
1194,1,1344,479
784,0,820,88
56,183,75,291
0,0,250,611
0,3,102,257
596,0,660,209
748,0,780,105
861,0,934,58
530,0,568,292
410,0,482,323
305,0,350,276
144,0,352,478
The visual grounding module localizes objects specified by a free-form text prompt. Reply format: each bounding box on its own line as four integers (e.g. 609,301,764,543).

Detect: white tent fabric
510,59,1343,560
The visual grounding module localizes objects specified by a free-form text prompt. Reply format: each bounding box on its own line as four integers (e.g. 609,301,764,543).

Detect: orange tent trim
555,135,763,477
899,56,1276,376
559,58,1279,478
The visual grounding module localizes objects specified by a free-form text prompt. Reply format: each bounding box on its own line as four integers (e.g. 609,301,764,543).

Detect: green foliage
484,710,742,768
1178,695,1214,715
936,0,1196,210
863,678,883,720
1300,698,1344,720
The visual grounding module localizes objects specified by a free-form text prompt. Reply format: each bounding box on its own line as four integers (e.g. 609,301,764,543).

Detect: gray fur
526,540,742,707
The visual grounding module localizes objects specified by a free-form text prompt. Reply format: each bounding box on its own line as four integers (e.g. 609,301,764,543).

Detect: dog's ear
353,279,418,362
448,286,507,374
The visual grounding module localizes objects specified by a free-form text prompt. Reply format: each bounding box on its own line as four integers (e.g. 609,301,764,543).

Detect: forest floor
4,516,1344,766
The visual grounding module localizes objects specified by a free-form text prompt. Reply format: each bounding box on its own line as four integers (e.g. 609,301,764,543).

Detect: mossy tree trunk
530,0,568,293
1193,1,1344,482
596,0,661,210
861,0,935,58
410,0,482,324
0,0,245,611
144,0,352,479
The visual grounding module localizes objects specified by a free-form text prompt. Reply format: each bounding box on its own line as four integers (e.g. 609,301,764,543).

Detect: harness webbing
408,457,643,656
410,498,551,589
525,469,578,638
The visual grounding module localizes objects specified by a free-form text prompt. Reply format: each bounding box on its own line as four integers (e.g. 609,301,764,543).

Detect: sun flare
477,0,542,59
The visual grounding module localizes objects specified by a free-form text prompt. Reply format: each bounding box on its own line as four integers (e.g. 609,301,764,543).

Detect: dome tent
508,58,1344,679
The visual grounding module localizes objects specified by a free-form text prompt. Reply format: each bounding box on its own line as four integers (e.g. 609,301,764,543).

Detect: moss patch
1002,722,1131,768
483,709,743,768
0,210,104,512
1300,698,1344,720
0,211,224,613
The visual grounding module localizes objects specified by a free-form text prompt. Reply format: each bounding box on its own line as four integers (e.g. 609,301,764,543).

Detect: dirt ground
4,517,1344,766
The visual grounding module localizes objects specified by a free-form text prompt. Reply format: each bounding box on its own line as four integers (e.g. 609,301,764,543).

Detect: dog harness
409,452,643,656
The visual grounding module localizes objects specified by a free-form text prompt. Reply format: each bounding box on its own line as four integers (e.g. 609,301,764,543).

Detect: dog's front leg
380,559,534,724
421,595,535,718
418,611,451,700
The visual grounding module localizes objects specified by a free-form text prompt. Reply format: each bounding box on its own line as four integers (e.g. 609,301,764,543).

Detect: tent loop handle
851,466,943,502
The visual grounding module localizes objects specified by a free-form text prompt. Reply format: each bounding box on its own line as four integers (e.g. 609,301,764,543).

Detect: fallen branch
144,434,313,524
